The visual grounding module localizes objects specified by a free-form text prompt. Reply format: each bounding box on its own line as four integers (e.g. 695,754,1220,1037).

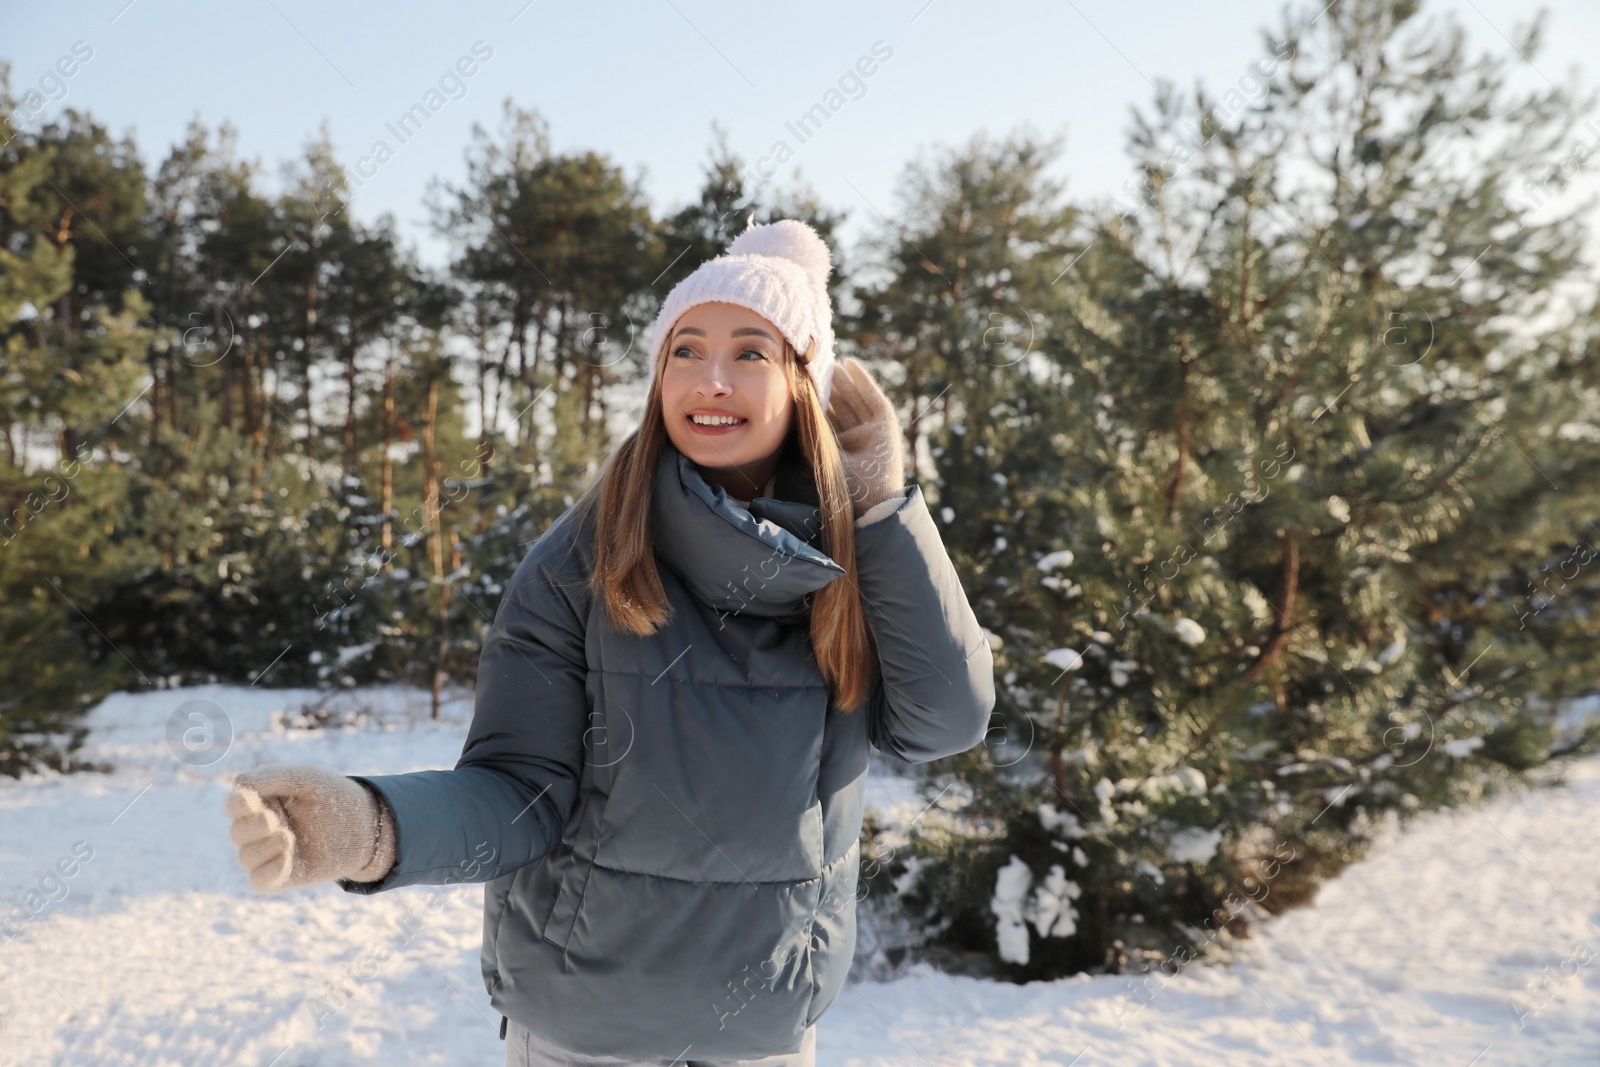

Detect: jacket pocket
541,846,595,952
486,871,516,972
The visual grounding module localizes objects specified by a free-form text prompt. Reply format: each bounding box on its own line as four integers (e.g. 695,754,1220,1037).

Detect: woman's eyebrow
673,326,777,342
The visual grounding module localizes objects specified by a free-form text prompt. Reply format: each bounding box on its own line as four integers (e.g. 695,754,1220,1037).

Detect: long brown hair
563,333,877,711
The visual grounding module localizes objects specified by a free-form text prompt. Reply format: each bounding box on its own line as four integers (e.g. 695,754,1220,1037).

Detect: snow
1038,802,1084,838
1037,549,1075,571
1044,647,1085,673
1165,826,1224,865
1041,574,1083,596
1377,634,1407,666
990,854,1035,965
5,686,1600,1064
1028,865,1083,940
1173,617,1206,645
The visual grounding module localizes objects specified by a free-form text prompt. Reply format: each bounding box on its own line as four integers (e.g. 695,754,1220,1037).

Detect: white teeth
690,415,746,426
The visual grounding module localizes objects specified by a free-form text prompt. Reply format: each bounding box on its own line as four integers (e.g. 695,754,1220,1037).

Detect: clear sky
3,0,1598,268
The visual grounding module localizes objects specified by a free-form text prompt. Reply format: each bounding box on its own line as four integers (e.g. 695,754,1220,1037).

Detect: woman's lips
686,414,748,435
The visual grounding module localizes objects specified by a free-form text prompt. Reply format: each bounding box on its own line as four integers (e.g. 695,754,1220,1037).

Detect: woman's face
660,301,795,481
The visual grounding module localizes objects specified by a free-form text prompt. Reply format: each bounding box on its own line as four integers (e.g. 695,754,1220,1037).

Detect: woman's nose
695,359,732,395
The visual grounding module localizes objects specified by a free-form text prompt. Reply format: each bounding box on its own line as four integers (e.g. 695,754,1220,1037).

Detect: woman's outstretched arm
852,483,996,763
336,511,594,894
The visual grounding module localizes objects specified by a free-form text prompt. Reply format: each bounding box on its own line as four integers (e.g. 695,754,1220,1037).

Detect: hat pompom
727,219,832,283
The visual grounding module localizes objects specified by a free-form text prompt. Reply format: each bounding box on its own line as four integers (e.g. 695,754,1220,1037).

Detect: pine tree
854,0,1600,980
0,91,152,774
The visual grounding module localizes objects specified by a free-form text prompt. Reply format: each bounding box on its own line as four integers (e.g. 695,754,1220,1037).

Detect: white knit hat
646,218,839,409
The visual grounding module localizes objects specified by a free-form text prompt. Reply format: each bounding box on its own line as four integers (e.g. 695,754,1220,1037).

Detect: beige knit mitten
825,358,905,518
224,764,396,893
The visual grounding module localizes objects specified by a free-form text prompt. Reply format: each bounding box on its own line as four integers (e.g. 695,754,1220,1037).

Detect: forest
5,0,1600,977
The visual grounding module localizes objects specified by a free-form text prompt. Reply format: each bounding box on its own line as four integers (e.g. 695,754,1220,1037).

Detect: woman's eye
670,345,768,361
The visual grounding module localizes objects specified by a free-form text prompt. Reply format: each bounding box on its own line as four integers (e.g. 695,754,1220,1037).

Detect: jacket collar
652,439,846,621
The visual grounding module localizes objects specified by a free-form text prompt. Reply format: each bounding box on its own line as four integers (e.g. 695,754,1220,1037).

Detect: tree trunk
515,295,529,384
342,340,359,477
582,360,595,441
1165,337,1192,520
422,376,445,720
905,347,925,479
531,301,546,389
594,363,610,447
496,329,514,449
1241,530,1300,686
261,354,277,473
303,363,316,464
214,268,233,428
380,347,395,569
475,317,493,475
245,338,264,494
302,269,319,464
147,350,162,453
60,427,81,472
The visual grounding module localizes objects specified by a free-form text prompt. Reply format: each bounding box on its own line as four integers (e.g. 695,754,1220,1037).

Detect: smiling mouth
687,414,748,427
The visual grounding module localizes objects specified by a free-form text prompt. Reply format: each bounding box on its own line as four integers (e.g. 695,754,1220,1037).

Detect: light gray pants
505,1018,817,1067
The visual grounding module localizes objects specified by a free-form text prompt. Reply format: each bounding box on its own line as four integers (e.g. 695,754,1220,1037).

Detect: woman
224,219,996,1066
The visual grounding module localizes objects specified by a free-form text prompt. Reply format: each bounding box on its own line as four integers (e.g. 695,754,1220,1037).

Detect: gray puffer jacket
340,439,995,1060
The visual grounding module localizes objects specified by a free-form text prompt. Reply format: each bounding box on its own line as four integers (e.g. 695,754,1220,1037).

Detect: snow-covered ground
2,684,1598,1065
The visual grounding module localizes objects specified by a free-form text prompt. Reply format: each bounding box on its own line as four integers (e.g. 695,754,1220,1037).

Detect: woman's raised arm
853,483,996,764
